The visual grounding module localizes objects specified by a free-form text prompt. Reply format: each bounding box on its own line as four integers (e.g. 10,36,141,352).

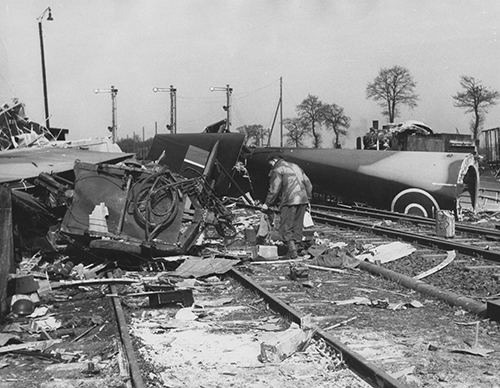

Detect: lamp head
47,7,54,21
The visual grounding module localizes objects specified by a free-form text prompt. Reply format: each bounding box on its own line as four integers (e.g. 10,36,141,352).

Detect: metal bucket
435,210,455,238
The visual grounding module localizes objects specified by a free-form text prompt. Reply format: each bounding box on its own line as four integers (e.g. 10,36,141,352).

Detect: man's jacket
265,160,312,208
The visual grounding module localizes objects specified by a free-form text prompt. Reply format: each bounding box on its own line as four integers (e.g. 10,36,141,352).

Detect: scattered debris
356,242,416,264
304,263,346,274
435,210,455,238
171,257,239,278
323,316,358,331
309,245,359,269
174,308,198,321
259,323,313,363
29,316,62,332
146,289,194,308
252,245,279,261
390,365,416,379
288,263,309,280
332,296,423,310
0,339,62,354
450,322,495,357
414,250,456,280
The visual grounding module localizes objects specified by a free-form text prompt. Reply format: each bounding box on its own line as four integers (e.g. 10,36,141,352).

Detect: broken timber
260,323,312,363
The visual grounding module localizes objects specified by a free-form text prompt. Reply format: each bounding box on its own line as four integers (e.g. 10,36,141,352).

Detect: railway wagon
483,127,500,171
245,147,479,218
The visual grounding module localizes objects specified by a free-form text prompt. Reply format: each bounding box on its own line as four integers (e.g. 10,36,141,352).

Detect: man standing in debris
262,155,312,259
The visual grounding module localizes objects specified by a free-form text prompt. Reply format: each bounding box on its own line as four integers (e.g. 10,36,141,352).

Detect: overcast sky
1,0,500,147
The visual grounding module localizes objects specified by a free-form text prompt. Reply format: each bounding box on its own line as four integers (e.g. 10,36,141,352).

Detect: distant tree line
238,65,499,146
117,133,154,159
236,95,351,149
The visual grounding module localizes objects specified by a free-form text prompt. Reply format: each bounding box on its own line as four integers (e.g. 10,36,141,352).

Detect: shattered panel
0,147,133,184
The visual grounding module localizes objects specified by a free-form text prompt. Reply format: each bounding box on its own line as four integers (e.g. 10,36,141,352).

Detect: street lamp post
37,7,54,130
94,86,118,143
210,84,232,132
153,86,177,133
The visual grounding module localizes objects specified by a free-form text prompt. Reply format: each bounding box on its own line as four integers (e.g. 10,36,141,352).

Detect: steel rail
108,273,145,388
311,211,500,263
312,204,500,238
229,268,409,388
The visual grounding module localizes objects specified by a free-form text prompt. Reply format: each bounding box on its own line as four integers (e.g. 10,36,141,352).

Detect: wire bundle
131,171,181,241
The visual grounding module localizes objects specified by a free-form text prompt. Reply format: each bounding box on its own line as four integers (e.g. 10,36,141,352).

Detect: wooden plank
249,258,305,265
304,264,346,273
0,339,62,354
0,186,15,319
52,278,138,288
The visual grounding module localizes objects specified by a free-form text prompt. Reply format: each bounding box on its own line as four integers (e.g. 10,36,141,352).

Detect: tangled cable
130,169,237,241
131,171,181,241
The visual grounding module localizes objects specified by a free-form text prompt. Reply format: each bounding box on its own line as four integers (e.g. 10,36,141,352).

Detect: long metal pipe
356,260,487,315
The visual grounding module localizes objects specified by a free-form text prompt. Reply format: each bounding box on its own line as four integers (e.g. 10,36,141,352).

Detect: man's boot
287,240,298,259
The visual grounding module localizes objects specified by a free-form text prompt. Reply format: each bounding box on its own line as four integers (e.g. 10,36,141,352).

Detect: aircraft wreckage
2,126,479,275
243,147,478,218
147,132,479,218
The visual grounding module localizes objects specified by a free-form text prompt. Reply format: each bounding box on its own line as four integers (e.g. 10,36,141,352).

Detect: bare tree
321,103,351,148
297,94,324,148
366,65,418,123
452,75,500,140
236,124,269,146
284,118,308,147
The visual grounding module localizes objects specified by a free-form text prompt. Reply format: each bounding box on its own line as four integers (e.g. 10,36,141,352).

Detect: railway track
311,203,500,264
126,205,500,387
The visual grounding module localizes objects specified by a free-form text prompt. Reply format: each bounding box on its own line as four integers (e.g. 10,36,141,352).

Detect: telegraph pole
280,76,283,147
111,86,117,142
94,85,118,143
170,85,177,134
37,7,54,129
210,84,232,132
225,84,232,132
153,86,177,133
